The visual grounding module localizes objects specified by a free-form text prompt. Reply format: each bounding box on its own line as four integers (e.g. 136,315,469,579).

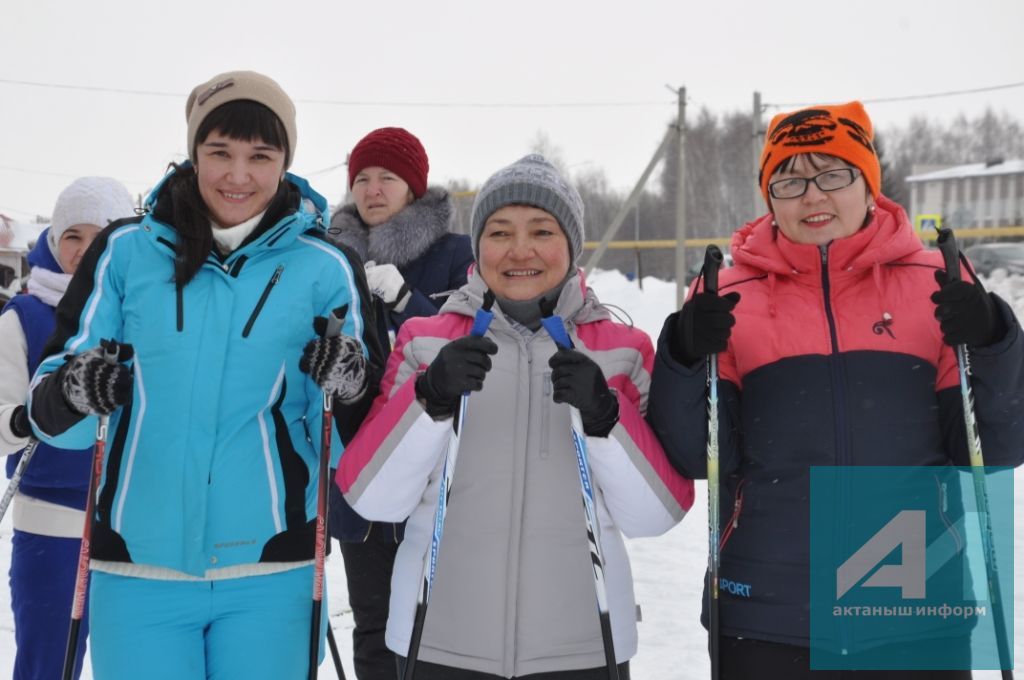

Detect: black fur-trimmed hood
327,187,454,268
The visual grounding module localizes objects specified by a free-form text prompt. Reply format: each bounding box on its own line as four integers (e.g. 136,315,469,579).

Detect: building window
1000,175,1011,200
956,179,965,203
970,178,980,201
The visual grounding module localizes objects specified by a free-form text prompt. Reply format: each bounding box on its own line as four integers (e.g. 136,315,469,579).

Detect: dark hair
190,100,288,162
772,153,854,176
170,100,288,286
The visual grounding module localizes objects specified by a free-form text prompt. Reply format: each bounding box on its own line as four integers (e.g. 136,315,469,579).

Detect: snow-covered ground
0,267,1021,679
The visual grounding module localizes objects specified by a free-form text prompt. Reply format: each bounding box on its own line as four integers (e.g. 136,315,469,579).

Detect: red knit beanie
758,101,880,204
348,127,429,198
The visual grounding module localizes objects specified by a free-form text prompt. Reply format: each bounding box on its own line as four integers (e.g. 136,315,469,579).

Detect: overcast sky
2,0,1022,221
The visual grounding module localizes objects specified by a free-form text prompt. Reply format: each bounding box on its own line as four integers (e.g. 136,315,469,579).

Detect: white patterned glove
300,316,368,405
59,340,134,416
365,262,411,312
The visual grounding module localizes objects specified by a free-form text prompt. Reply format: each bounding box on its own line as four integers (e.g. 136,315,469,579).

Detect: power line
0,77,670,109
0,164,150,186
766,80,1024,109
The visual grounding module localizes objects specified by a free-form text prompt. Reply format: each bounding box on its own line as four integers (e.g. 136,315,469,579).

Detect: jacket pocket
242,265,284,338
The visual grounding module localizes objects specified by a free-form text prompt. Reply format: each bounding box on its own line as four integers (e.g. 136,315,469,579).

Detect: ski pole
326,625,347,680
538,306,619,680
403,291,495,680
62,340,125,680
310,308,347,680
701,245,725,680
936,229,1014,680
0,437,40,524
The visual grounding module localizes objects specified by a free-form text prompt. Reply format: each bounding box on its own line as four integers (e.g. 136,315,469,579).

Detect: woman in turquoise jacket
27,71,383,679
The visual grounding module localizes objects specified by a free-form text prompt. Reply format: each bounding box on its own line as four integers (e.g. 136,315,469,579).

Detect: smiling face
769,154,873,246
195,130,286,228
351,166,414,227
57,224,101,274
478,205,571,300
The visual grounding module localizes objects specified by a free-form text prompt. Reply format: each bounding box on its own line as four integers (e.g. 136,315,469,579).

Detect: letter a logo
836,510,927,600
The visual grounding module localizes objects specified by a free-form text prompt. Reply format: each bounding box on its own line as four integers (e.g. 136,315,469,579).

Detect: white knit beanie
48,177,135,261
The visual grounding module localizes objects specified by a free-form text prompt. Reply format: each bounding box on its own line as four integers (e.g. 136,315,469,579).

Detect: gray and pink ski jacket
337,269,694,677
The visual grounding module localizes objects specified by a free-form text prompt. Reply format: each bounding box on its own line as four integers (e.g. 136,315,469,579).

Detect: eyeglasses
768,168,860,200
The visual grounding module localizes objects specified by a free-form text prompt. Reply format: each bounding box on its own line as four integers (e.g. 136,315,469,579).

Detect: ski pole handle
936,228,961,284
325,306,346,339
538,296,574,350
703,245,724,296
470,291,496,338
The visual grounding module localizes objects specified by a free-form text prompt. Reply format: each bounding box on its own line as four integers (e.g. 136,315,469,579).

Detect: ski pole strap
469,290,496,338
538,297,574,350
936,228,961,283
703,245,724,295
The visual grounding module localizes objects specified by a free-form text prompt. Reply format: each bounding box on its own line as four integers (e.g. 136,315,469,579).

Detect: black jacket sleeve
647,312,741,479
329,242,387,446
940,294,1024,468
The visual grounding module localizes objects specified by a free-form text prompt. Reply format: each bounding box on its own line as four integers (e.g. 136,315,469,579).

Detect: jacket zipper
821,246,853,655
175,285,184,332
242,265,284,338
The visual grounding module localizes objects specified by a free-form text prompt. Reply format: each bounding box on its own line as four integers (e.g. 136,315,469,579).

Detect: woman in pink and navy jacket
337,155,694,679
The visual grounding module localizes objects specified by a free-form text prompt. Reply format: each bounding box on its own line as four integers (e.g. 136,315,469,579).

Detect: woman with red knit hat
648,101,1024,678
328,126,472,680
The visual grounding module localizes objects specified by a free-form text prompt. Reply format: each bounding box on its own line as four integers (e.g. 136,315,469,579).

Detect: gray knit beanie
470,154,584,265
186,70,297,168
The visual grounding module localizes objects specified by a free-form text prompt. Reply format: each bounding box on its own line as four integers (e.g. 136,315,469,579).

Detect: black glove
59,339,134,416
300,316,368,405
931,270,1004,347
9,405,31,439
415,335,498,419
670,291,741,365
549,348,619,438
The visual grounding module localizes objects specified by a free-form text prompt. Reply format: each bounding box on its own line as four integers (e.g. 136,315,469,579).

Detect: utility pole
584,130,672,276
752,91,763,218
674,87,687,309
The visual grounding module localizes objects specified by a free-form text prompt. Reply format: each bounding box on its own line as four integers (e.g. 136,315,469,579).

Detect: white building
906,159,1024,229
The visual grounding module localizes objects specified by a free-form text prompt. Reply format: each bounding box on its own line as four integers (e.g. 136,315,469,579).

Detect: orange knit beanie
758,101,880,203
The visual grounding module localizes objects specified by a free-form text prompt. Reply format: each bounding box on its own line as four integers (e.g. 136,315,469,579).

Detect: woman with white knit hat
0,176,134,680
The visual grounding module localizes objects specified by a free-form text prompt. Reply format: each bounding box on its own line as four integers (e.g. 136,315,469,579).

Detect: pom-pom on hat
186,70,297,168
470,154,584,266
758,100,880,204
48,177,135,263
347,127,429,198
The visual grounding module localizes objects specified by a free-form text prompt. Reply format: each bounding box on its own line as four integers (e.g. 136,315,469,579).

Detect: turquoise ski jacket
28,168,380,577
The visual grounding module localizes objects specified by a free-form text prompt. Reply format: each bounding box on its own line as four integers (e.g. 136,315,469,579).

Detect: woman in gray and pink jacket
337,154,694,680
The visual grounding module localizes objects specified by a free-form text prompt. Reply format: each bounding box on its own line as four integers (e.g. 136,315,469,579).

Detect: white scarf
26,267,71,307
211,210,266,255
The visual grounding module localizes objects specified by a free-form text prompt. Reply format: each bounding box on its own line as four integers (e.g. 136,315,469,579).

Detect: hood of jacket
730,195,922,278
27,227,62,273
327,186,453,268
